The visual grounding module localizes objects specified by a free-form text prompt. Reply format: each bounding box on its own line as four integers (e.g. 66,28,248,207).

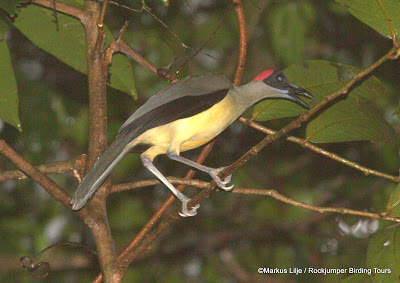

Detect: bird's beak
284,84,315,109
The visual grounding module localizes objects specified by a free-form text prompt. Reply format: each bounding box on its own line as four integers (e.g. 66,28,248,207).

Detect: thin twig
231,188,400,223
0,140,71,209
232,0,247,85
106,0,189,51
0,155,87,182
111,176,400,224
375,0,398,45
113,40,172,80
97,0,108,27
240,117,400,182
169,5,236,81
106,0,147,13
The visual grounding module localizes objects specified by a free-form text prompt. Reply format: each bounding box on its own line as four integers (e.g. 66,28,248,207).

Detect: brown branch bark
32,0,89,21
109,40,161,78
109,177,208,194
77,2,119,282
0,155,86,182
232,0,247,85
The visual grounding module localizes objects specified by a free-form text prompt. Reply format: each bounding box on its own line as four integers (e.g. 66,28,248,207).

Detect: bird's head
251,70,315,109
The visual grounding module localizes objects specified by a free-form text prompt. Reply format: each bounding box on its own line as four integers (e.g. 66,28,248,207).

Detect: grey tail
70,135,133,210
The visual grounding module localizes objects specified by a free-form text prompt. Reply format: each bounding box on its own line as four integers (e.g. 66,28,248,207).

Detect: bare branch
0,140,71,208
109,175,209,195
231,188,400,223
32,0,89,22
232,0,247,85
240,117,400,182
109,40,164,79
0,155,87,182
97,0,108,27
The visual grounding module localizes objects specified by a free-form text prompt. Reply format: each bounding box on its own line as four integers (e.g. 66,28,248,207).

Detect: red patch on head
252,70,274,81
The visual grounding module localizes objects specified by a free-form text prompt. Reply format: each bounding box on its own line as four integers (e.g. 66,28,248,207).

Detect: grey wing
119,73,232,133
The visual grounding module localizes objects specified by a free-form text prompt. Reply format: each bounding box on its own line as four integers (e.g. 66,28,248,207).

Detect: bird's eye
277,75,283,82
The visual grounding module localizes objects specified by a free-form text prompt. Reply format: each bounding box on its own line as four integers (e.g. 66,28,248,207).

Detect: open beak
284,84,315,109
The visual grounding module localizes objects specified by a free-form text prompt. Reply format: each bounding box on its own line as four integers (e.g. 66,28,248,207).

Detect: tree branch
231,188,400,223
240,117,400,182
110,40,162,78
32,0,89,22
0,140,69,206
0,155,87,182
77,2,117,282
232,0,247,85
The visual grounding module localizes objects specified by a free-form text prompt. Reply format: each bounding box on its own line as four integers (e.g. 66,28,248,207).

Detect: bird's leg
167,152,234,191
141,155,200,217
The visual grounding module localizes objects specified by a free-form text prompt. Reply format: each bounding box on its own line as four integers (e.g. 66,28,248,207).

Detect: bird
70,70,314,216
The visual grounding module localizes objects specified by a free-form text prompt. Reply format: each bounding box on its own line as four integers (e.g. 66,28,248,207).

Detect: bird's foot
210,167,234,191
178,196,200,217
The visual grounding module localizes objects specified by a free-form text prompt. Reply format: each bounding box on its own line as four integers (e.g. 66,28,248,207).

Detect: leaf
269,1,316,65
0,11,8,37
366,226,400,281
255,60,397,145
336,0,400,38
13,5,136,98
0,18,20,130
306,97,396,144
110,53,136,98
386,183,400,216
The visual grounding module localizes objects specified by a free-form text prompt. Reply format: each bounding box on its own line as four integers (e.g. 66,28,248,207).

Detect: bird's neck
230,82,270,111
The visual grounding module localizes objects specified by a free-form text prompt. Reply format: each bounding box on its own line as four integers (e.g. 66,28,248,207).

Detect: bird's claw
178,197,200,217
210,167,234,191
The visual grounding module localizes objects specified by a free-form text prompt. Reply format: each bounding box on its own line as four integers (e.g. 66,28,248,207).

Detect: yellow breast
172,95,237,151
131,95,238,156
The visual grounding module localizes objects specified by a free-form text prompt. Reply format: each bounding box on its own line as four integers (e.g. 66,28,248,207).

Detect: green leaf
260,60,396,144
386,183,400,216
14,6,87,72
110,53,136,98
0,12,8,37
366,226,400,281
306,97,396,144
270,1,316,65
0,19,20,130
336,0,400,38
13,5,136,98
0,0,19,17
